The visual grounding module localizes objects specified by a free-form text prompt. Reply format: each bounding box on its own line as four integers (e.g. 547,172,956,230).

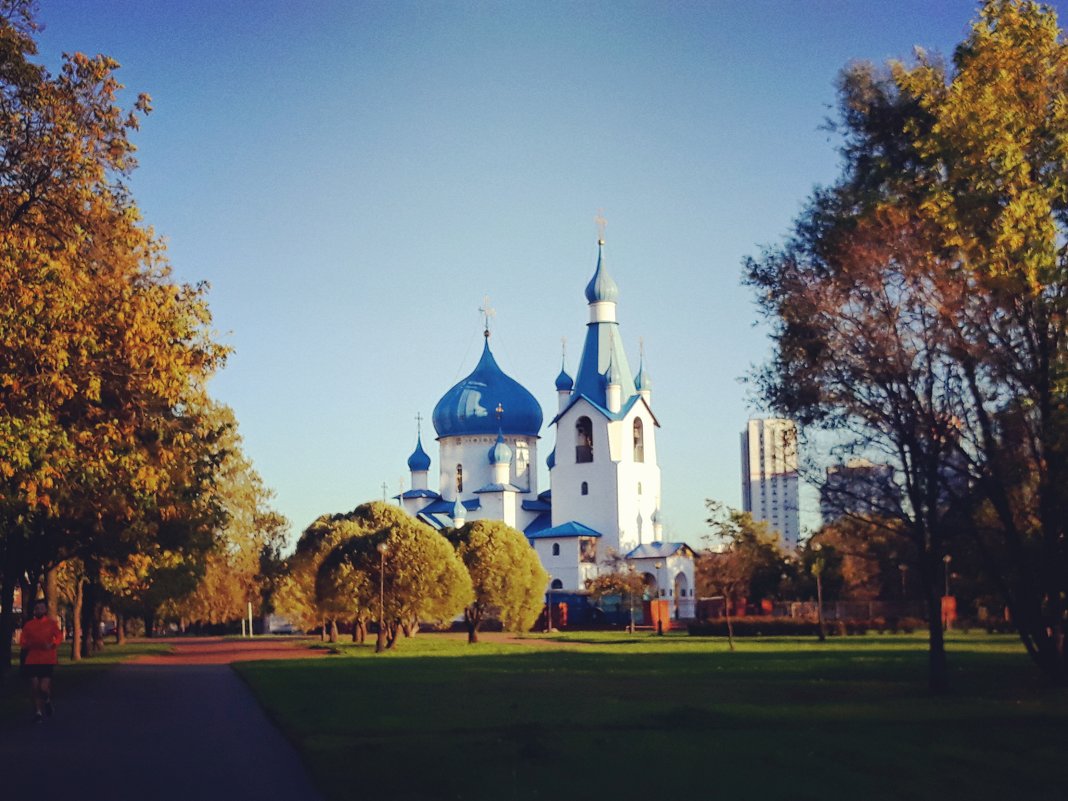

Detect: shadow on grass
237,637,1068,801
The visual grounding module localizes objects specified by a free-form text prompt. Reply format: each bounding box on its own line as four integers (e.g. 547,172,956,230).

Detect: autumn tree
278,502,417,642
697,502,788,650
585,549,645,631
0,2,226,669
163,404,288,631
316,504,472,651
446,519,547,643
746,0,1068,687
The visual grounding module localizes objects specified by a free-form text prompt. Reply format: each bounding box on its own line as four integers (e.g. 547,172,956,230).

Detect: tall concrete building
741,418,800,550
819,458,900,525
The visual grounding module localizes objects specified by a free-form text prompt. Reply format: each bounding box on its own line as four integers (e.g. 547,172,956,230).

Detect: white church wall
532,539,583,591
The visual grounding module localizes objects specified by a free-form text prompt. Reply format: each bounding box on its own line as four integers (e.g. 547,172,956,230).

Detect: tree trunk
45,568,58,619
385,620,399,650
91,599,104,653
724,595,735,652
320,618,327,642
464,606,481,644
375,620,386,653
144,610,155,638
925,575,949,694
70,579,84,662
115,613,125,645
328,618,338,643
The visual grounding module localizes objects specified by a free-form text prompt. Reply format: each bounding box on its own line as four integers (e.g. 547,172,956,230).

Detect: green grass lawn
1,639,173,722
236,631,1068,801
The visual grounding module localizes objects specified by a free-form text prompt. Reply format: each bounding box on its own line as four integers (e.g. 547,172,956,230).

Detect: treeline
273,504,548,648
0,1,284,668
746,0,1067,689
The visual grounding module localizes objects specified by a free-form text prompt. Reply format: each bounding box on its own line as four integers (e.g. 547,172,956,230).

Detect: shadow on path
0,639,324,801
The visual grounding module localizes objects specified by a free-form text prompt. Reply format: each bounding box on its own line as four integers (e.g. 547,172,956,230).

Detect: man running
20,599,62,723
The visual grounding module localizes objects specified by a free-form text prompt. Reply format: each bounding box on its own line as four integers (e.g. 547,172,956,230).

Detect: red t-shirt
20,615,62,665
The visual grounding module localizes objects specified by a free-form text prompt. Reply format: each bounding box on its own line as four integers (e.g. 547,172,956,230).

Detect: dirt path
130,635,331,664
0,638,325,801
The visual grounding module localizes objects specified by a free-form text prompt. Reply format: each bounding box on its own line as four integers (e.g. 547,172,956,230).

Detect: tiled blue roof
552,393,658,427
528,520,603,539
625,542,694,559
521,498,552,512
395,489,440,500
473,482,524,494
432,338,543,438
418,498,480,517
524,512,552,537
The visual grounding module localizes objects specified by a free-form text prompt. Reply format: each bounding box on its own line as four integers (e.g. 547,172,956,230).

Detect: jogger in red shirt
20,599,62,722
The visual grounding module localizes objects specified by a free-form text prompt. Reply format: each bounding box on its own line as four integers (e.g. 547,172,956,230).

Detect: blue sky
32,1,1061,546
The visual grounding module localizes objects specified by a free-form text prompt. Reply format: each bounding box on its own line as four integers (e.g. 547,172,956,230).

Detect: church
397,236,696,619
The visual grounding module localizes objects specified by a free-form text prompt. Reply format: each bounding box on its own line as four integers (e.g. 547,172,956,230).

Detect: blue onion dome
451,498,466,520
407,434,432,472
606,353,622,386
433,338,543,438
488,430,513,465
584,240,619,303
546,448,556,470
635,360,652,391
555,363,574,392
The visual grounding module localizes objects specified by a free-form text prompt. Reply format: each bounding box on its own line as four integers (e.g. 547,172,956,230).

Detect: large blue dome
433,338,543,438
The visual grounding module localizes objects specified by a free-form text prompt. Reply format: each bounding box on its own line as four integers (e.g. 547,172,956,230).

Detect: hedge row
687,617,928,637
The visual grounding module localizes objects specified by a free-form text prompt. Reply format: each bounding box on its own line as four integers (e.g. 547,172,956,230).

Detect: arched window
581,481,589,496
633,418,645,462
575,416,593,462
637,482,642,495
551,543,560,556
456,464,463,493
550,578,563,590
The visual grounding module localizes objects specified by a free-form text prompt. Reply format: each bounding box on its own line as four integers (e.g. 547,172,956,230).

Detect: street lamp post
942,554,952,632
375,541,389,653
812,543,826,643
627,565,636,633
545,576,552,633
654,560,664,635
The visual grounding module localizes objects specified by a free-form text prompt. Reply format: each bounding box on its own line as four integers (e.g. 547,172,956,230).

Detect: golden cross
479,295,496,337
595,209,607,244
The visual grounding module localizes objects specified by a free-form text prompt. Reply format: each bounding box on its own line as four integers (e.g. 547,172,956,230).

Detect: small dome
584,241,619,304
606,354,622,386
451,498,467,520
407,434,431,472
432,338,543,438
546,448,556,470
635,361,652,391
488,431,512,465
555,365,574,391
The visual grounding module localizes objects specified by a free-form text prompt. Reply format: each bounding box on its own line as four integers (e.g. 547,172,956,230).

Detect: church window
637,482,642,495
581,481,589,496
575,417,593,462
633,419,645,462
552,543,560,556
550,578,563,590
456,464,463,493
515,441,529,482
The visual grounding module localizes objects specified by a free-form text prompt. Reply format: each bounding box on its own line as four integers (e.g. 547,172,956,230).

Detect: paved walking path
0,638,325,801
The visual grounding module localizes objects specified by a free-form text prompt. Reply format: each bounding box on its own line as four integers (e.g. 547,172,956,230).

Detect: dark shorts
22,663,55,679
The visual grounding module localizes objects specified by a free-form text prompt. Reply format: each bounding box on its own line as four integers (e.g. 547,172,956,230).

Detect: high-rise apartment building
819,458,900,525
741,418,800,550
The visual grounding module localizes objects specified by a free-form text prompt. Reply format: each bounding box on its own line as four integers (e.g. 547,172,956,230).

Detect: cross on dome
479,295,496,338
